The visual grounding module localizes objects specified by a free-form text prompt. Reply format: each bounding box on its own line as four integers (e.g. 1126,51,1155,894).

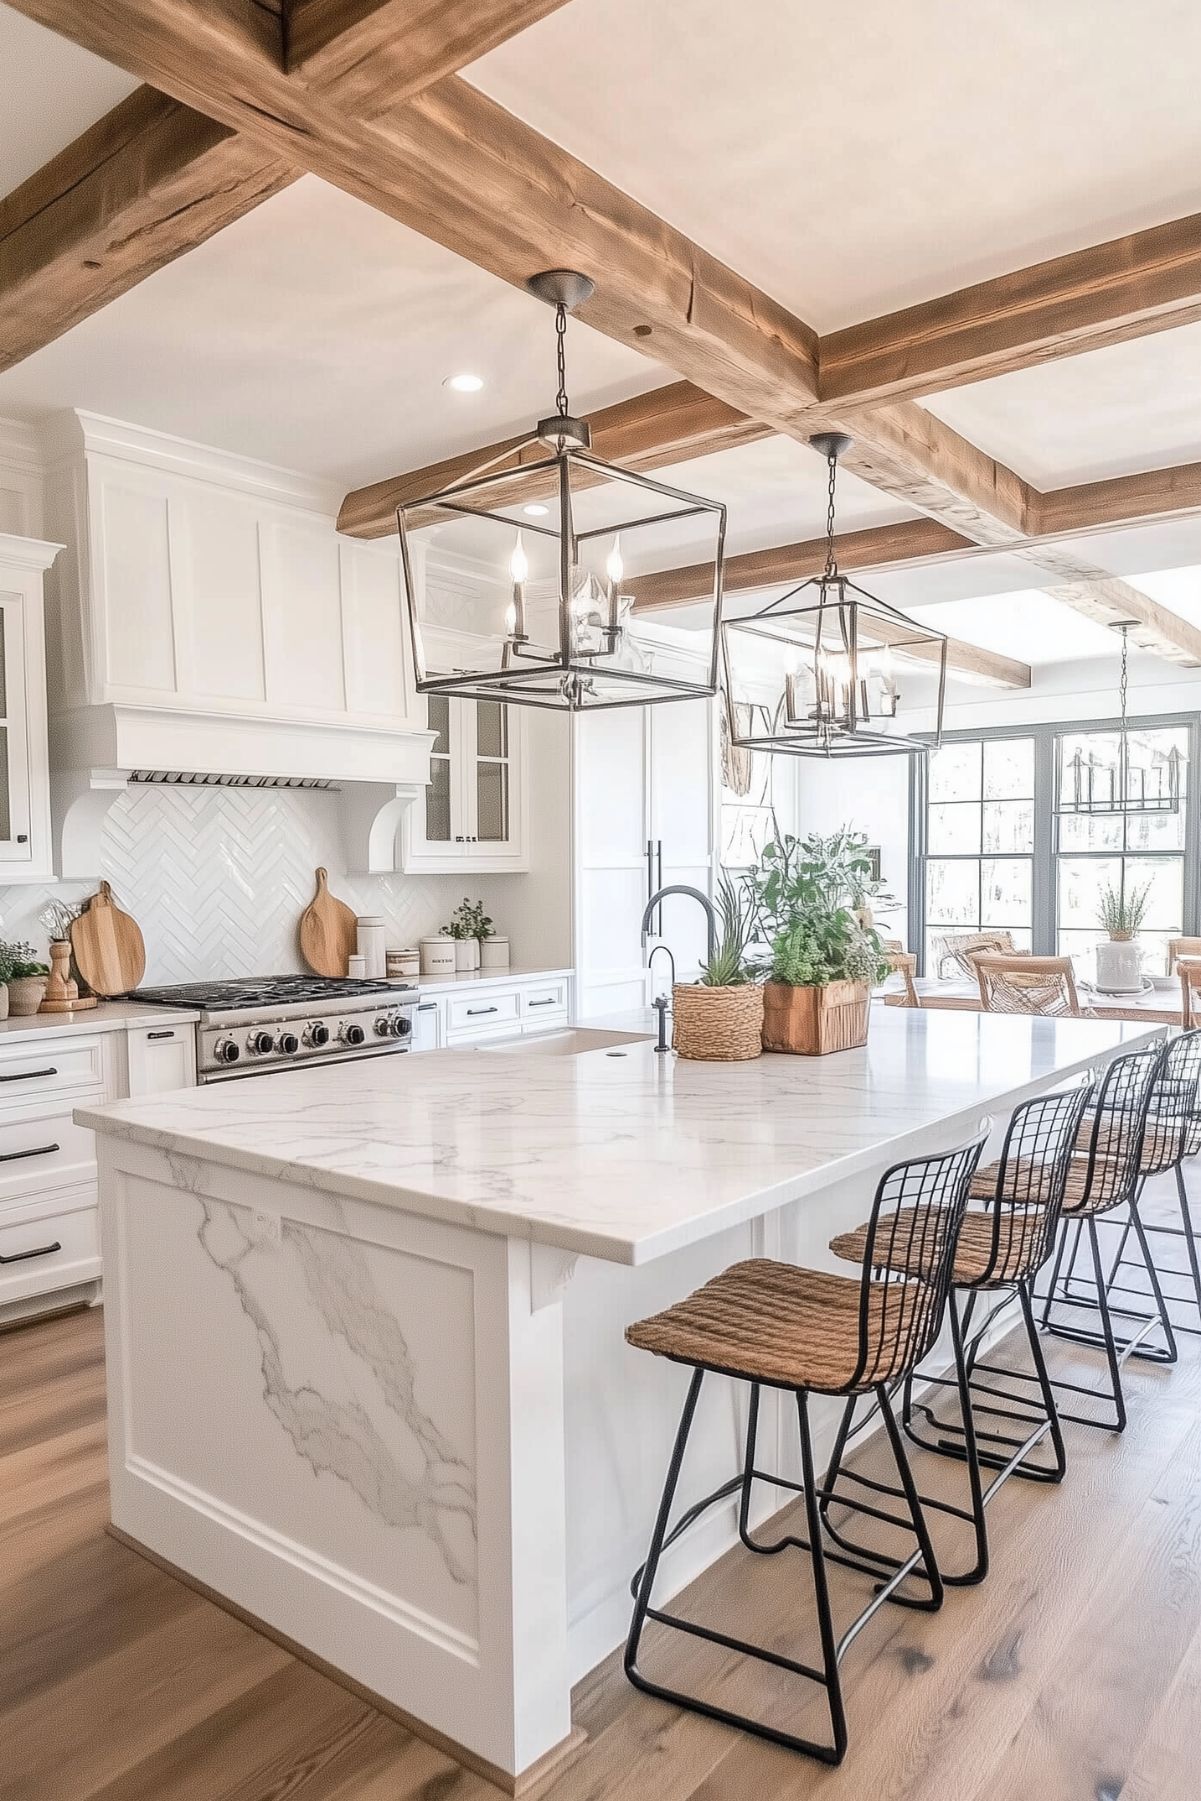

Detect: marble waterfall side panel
100,1139,574,1777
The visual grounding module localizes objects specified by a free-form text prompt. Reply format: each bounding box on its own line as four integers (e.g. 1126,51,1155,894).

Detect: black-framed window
911,715,1200,977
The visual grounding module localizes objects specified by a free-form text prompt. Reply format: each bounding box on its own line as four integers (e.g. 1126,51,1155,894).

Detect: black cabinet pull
528,998,556,1007
147,1030,175,1041
0,1240,61,1265
466,1006,498,1017
0,1143,59,1164
0,1067,57,1083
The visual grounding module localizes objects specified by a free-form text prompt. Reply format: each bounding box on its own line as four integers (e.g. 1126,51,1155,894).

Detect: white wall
797,756,912,942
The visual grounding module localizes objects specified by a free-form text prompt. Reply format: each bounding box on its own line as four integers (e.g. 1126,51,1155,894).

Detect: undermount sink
478,1027,652,1057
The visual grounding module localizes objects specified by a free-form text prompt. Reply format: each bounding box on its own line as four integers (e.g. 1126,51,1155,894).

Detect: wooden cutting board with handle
70,880,147,997
299,867,357,978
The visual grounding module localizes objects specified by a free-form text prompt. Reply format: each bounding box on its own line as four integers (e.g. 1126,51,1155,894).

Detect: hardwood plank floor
4,1199,1200,1801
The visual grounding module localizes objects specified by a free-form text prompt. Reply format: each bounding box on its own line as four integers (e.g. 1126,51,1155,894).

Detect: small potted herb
1095,879,1152,995
445,898,488,973
1,941,50,1017
1098,879,1151,942
672,874,764,1061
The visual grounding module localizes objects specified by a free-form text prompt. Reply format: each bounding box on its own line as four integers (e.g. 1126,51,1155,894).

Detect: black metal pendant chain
823,449,839,581
555,302,570,418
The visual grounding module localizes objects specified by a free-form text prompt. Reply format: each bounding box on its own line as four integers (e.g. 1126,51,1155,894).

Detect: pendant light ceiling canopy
721,434,948,758
1055,622,1183,816
398,270,727,711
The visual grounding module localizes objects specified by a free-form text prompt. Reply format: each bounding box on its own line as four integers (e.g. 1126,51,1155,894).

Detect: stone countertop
77,1008,1161,1266
0,1000,199,1045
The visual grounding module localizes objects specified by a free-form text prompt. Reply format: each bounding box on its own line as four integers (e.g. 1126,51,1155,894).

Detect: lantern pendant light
397,270,727,711
1056,622,1182,816
721,434,948,757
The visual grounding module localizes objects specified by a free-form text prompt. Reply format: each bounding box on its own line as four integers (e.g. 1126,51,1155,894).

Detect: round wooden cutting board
298,867,357,978
69,881,147,998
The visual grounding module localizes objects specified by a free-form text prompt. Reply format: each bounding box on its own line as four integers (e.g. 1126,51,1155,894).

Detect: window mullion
1033,729,1057,955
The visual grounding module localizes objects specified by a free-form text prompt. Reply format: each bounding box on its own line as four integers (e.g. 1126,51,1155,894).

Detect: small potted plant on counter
751,831,889,1055
673,873,764,1061
446,898,488,973
0,940,50,1017
1095,879,1152,994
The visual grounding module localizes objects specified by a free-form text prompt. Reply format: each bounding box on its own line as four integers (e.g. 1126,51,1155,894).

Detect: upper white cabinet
41,414,422,737
0,535,58,884
401,692,528,872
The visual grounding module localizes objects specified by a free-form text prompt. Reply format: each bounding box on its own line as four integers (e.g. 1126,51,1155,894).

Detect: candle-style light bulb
509,533,529,585
605,535,624,587
507,532,527,646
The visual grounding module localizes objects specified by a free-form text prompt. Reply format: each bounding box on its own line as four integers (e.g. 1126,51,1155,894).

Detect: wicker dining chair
930,929,1016,981
1168,937,1201,972
1039,1039,1186,1431
882,938,920,1008
1181,960,1201,1028
825,1081,1093,1586
973,952,1086,1018
623,1129,987,1765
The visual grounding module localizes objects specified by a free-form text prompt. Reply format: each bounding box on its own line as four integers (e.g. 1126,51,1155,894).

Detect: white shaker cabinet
125,1021,198,1096
401,692,528,872
0,535,58,883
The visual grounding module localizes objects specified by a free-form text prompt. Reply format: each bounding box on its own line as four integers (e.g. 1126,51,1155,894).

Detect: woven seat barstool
623,1130,986,1766
824,1082,1092,1586
1038,1040,1184,1431
1061,1028,1201,1360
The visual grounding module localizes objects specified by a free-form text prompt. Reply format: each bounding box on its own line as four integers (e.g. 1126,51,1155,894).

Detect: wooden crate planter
762,981,870,1056
672,984,764,1061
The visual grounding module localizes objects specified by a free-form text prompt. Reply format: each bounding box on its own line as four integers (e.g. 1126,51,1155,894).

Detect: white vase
454,939,480,973
1095,936,1143,994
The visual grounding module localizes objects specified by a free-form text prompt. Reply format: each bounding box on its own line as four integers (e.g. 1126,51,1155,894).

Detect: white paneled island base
80,1010,1161,1790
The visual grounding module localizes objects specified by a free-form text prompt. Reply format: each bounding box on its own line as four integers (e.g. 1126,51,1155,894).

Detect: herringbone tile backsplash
0,787,467,982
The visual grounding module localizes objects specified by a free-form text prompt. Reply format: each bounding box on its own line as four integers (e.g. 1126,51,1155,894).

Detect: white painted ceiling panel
468,0,1201,331
923,324,1201,487
0,5,138,196
0,175,669,486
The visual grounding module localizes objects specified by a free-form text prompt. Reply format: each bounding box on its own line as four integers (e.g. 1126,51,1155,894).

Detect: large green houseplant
749,831,889,1055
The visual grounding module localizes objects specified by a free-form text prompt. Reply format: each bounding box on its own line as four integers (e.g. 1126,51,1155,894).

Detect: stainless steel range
130,977,417,1083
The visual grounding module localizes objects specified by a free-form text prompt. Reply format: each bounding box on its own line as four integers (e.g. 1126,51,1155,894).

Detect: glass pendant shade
398,275,726,711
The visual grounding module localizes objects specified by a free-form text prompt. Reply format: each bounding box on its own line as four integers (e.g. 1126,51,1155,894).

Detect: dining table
882,974,1186,1024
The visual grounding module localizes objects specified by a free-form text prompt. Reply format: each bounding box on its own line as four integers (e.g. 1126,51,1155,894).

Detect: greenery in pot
696,873,759,987
1098,880,1151,941
0,940,48,982
445,898,493,942
749,831,890,988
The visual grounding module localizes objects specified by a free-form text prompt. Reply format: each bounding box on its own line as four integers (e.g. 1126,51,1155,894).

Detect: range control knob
277,1031,300,1056
307,1021,330,1048
341,1021,366,1047
374,1016,393,1037
392,1014,412,1038
250,1030,274,1056
214,1038,240,1065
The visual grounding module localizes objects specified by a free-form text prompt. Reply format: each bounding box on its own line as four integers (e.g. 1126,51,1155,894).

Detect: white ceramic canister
347,953,367,978
480,935,510,971
356,916,387,980
454,937,481,972
387,948,420,980
420,936,456,977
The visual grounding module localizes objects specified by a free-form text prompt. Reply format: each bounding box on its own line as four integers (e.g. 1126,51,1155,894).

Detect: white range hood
40,413,434,876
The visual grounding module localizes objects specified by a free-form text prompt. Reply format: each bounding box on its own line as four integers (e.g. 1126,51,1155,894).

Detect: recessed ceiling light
443,372,484,393
523,503,549,517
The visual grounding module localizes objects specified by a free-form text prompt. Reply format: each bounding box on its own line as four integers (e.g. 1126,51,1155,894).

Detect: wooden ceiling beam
0,0,567,372
0,88,294,374
1015,547,1201,668
820,211,1201,408
338,381,768,537
1036,461,1201,538
633,518,972,612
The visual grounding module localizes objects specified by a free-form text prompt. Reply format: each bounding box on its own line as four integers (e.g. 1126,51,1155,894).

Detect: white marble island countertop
78,1007,1161,1266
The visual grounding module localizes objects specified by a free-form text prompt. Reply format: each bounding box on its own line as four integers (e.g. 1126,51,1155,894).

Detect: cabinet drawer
0,1106,97,1204
521,979,569,1025
127,1024,196,1096
0,1198,99,1304
446,989,521,1035
0,1037,105,1105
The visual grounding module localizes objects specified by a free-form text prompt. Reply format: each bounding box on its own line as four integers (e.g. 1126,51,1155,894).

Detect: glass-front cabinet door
0,590,32,866
402,694,526,872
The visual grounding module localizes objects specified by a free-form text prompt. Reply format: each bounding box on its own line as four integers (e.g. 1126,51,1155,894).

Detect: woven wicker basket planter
761,980,870,1056
672,983,764,1061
